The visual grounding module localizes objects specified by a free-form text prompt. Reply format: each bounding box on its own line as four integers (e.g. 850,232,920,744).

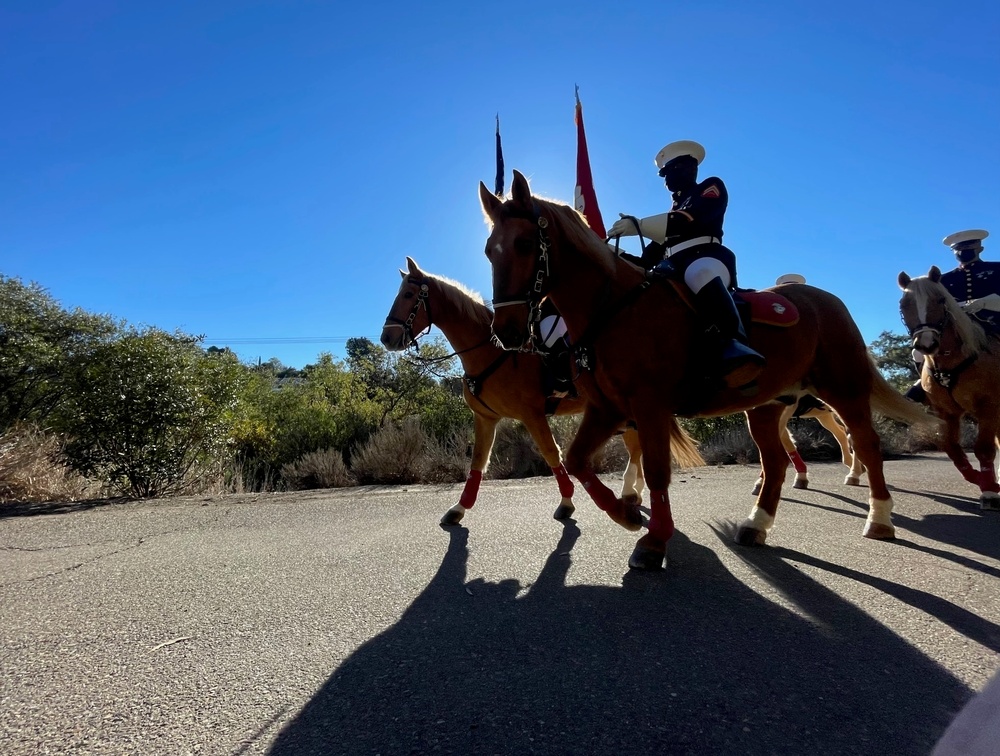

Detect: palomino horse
751,395,864,495
380,256,704,526
898,266,1000,510
480,170,936,569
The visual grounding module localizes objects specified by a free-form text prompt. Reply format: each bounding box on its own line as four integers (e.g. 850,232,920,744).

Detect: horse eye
514,238,534,254
404,291,414,299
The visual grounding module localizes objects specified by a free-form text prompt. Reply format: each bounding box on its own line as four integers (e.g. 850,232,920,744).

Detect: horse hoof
553,502,576,520
628,535,666,570
606,499,644,532
979,492,1000,511
440,507,465,526
862,521,895,540
750,483,762,496
844,476,862,487
735,525,767,547
793,478,808,490
622,492,643,507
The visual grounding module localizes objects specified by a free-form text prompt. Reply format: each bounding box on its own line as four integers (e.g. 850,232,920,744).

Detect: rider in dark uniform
607,139,764,389
907,229,1000,403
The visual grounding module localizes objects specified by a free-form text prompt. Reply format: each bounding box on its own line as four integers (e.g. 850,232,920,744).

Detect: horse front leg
565,406,641,531
519,412,576,520
972,419,1000,511
628,409,679,570
738,405,787,546
620,427,645,507
441,412,498,526
938,411,983,488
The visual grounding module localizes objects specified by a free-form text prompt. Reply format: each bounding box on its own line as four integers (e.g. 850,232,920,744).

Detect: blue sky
2,1,998,368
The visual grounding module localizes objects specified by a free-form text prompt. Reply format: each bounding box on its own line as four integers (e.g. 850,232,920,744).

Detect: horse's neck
548,251,642,343
934,314,977,367
427,282,499,371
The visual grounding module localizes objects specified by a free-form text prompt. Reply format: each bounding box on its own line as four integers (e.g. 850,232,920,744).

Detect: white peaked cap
943,229,989,248
654,140,706,170
775,273,806,285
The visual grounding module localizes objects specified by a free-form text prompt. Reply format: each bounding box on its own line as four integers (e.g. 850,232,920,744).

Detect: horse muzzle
911,328,939,355
380,324,409,351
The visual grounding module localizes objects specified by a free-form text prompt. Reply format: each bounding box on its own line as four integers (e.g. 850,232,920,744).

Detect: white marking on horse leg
866,497,893,528
741,505,775,533
620,462,639,499
794,472,808,485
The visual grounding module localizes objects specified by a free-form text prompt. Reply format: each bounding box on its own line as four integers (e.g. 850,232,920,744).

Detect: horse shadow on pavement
267,521,972,756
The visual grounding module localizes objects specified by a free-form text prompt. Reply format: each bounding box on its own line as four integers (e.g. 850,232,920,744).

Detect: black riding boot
905,380,928,405
694,276,766,389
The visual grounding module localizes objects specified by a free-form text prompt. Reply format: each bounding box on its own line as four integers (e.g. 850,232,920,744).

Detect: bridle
900,293,948,346
489,206,552,352
383,277,432,349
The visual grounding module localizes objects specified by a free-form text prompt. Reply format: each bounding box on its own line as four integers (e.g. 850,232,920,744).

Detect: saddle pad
737,290,799,327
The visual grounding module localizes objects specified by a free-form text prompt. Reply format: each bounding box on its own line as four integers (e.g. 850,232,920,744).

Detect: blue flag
495,114,505,197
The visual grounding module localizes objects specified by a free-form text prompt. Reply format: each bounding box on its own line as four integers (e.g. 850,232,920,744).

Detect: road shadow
267,522,972,755
0,497,128,519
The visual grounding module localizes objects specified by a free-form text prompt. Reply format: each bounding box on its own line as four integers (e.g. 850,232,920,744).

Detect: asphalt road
2,453,999,756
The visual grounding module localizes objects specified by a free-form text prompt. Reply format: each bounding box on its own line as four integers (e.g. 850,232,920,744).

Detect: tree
57,328,245,498
869,330,918,391
0,275,118,431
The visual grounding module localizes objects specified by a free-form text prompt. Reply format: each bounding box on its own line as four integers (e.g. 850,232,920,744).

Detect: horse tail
866,353,940,429
668,417,706,468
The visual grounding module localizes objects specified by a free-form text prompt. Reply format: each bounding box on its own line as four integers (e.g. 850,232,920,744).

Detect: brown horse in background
380,256,704,526
480,170,937,569
898,267,1000,510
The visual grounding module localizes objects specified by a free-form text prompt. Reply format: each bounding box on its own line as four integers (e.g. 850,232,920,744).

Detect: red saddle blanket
736,290,800,327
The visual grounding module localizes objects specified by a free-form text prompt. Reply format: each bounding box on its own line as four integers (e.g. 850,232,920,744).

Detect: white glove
965,293,1000,313
607,214,640,238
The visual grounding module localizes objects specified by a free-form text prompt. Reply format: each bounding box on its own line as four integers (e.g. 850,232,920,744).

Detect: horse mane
911,275,990,353
425,272,494,328
536,199,617,278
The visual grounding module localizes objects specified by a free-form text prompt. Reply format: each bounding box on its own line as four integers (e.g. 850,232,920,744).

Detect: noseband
901,298,948,344
384,277,431,348
490,207,552,351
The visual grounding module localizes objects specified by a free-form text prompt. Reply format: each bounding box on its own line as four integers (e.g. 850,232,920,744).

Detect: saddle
665,279,800,328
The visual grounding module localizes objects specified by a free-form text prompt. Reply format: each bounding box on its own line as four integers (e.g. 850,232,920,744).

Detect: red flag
574,86,606,239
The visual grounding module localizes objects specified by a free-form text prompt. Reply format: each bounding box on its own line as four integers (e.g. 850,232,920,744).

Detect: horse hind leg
816,409,865,486
827,400,895,539
738,405,788,546
442,412,498,525
620,427,645,507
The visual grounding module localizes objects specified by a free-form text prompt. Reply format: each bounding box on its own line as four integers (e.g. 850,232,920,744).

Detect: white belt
666,235,721,256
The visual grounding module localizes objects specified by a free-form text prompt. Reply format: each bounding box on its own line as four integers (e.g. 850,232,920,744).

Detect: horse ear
406,256,421,276
898,272,911,289
929,265,942,282
511,170,532,210
479,181,502,221
399,268,406,279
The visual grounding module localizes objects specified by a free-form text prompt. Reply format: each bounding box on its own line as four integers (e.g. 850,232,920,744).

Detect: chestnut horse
751,396,864,496
380,256,704,526
480,170,937,569
898,266,1000,510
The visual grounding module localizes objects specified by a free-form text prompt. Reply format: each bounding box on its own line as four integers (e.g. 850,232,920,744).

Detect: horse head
898,265,948,355
381,256,432,351
479,170,547,351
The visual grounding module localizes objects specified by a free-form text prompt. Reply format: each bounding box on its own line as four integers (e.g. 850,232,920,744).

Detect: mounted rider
907,229,1000,403
607,140,765,389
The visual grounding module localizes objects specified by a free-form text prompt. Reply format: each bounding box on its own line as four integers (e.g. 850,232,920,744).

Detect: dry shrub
421,429,470,484
700,424,758,466
350,418,436,485
486,420,550,479
0,424,99,504
282,448,355,490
